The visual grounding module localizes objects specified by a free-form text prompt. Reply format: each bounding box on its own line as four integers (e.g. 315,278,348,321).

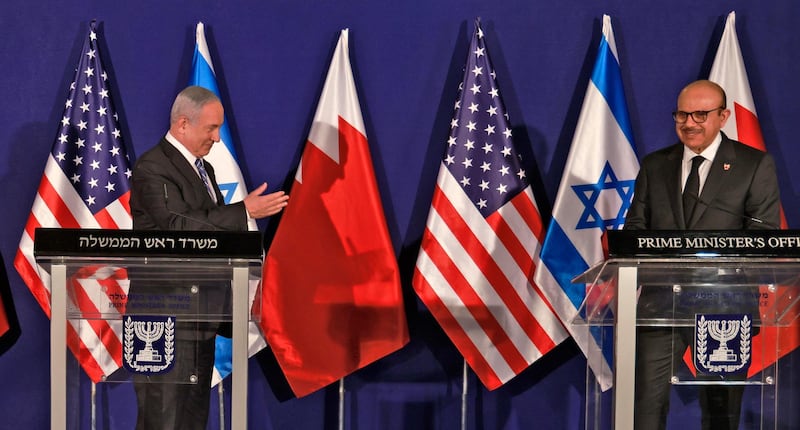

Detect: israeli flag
190,22,265,385
534,15,639,390
190,23,257,224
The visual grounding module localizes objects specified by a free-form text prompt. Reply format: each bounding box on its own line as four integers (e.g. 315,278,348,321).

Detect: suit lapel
159,139,219,206
665,145,686,228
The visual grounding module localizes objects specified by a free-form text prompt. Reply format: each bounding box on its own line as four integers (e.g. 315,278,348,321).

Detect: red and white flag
708,10,797,375
710,12,767,153
259,29,408,397
13,22,133,382
710,11,786,229
413,20,567,390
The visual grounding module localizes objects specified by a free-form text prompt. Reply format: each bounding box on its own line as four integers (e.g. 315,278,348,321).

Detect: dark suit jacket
625,133,780,231
625,133,780,318
129,137,248,339
130,137,248,231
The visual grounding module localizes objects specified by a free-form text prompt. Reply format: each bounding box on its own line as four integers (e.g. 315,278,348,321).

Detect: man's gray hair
170,86,220,125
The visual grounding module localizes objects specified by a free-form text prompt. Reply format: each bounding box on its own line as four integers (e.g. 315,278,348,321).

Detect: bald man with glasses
624,80,781,429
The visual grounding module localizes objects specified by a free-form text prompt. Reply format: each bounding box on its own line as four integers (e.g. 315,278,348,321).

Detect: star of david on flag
572,161,635,230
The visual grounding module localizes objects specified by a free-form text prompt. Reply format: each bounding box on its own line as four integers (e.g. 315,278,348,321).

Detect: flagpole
461,359,468,430
91,382,96,430
338,378,345,430
218,382,225,430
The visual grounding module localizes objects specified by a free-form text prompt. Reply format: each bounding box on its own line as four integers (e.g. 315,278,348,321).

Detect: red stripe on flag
118,191,131,215
510,191,545,242
94,193,132,229
22,215,42,247
486,193,540,280
13,248,52,315
94,207,119,230
486,212,532,278
497,195,564,322
100,267,129,315
69,270,124,364
432,187,557,354
419,224,530,374
66,323,106,382
37,176,81,228
412,265,503,389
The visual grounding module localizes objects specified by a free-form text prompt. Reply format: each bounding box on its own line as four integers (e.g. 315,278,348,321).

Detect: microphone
685,192,779,229
163,183,224,231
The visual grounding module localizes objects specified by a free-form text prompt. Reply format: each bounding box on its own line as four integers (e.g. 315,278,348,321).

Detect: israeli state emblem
694,313,752,376
123,315,176,375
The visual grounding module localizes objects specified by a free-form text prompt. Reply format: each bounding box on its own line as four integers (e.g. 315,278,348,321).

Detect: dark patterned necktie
682,155,704,224
195,158,216,202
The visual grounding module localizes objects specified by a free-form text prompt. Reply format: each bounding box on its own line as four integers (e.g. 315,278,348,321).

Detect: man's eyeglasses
672,107,725,124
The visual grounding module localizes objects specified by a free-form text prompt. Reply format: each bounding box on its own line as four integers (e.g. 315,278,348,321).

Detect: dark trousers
133,333,216,430
634,328,744,430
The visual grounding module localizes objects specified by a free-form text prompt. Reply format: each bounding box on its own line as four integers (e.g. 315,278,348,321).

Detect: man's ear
175,116,189,133
719,108,731,127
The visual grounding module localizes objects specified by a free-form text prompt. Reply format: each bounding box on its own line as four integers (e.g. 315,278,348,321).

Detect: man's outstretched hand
243,182,289,219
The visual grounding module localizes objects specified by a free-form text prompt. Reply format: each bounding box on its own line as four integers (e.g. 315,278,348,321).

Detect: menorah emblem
694,313,752,375
133,320,165,363
707,319,740,363
123,315,176,375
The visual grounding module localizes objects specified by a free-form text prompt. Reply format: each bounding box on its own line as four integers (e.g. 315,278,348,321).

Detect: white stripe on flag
415,249,517,381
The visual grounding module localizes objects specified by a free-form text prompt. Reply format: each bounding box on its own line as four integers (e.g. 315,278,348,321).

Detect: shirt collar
683,132,722,164
165,132,200,167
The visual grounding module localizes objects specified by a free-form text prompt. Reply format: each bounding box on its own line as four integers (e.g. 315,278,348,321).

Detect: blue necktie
195,158,216,202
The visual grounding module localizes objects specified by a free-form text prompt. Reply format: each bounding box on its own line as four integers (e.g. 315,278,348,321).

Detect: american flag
14,21,133,382
412,20,567,389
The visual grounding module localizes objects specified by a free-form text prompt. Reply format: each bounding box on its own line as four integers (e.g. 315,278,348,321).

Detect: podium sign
572,230,800,430
35,228,263,430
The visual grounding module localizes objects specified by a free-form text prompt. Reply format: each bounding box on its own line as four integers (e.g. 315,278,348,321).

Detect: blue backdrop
1,1,799,429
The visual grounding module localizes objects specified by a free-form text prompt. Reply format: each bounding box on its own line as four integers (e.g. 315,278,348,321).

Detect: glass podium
34,228,263,430
573,230,800,430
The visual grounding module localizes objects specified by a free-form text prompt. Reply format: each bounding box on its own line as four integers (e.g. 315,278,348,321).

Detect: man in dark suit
129,85,288,429
624,80,780,430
